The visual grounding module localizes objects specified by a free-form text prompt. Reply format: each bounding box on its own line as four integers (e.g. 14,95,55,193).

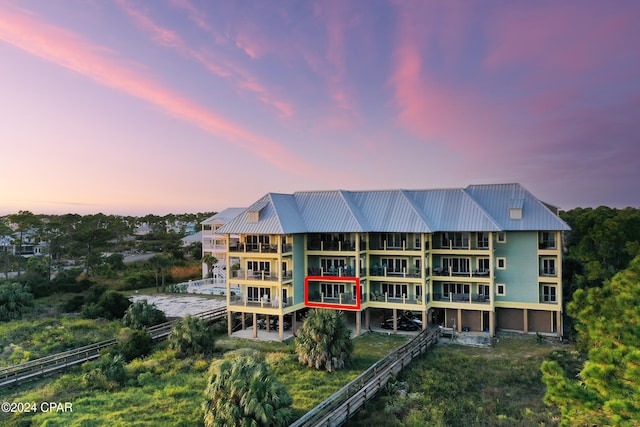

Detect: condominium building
217,184,570,341
200,208,245,282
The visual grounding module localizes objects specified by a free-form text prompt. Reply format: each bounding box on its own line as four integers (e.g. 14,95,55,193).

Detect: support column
279,314,284,341
228,311,233,337
523,309,529,333
365,309,370,329
266,315,271,333
242,314,246,330
253,313,257,338
292,312,297,334
393,309,398,334
355,311,361,336
457,309,462,332
556,310,562,338
489,310,495,336
422,310,427,330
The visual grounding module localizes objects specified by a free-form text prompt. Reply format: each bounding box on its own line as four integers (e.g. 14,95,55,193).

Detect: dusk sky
1,0,639,216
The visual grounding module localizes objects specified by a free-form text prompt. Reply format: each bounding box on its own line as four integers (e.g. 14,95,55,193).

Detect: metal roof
464,184,571,231
201,208,245,225
217,184,570,234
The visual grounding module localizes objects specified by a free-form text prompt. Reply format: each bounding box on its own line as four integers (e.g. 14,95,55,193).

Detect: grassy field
0,332,409,426
346,333,572,427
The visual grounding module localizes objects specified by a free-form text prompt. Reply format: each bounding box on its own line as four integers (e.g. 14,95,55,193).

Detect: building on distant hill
200,208,245,282
217,183,570,341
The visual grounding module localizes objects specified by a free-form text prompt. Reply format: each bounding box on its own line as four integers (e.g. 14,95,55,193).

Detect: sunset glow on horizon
1,0,639,216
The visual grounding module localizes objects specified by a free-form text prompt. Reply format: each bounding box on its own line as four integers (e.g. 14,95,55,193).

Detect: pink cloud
0,4,313,175
484,3,639,85
388,2,510,157
118,0,294,118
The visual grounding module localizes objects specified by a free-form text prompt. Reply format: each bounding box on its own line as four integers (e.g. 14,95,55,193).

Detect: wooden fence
0,306,227,389
290,327,439,427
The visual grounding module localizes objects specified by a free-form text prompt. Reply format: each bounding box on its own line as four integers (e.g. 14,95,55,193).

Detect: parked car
380,318,420,331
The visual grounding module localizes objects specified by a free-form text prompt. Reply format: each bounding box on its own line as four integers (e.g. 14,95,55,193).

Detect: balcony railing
431,268,491,278
229,243,279,253
306,292,359,307
366,292,426,305
433,293,491,304
307,240,357,251
229,295,293,308
368,267,422,278
230,269,278,281
308,267,356,277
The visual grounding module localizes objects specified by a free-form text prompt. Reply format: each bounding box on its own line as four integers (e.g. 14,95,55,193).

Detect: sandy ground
129,294,226,318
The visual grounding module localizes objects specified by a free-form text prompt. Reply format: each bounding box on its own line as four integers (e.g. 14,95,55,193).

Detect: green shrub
169,315,216,357
122,300,167,329
62,295,85,313
114,328,154,361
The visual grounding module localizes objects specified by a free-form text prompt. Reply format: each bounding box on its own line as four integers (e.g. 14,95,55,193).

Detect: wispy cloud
0,3,312,175
117,0,294,118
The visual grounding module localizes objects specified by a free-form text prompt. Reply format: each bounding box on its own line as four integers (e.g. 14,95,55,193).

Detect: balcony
229,294,293,309
230,269,279,281
366,292,426,305
307,240,357,252
431,267,491,278
368,267,422,278
306,291,359,307
229,243,279,253
433,293,491,305
308,266,357,277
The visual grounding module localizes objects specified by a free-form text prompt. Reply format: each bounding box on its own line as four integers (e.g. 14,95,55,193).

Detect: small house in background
200,208,245,282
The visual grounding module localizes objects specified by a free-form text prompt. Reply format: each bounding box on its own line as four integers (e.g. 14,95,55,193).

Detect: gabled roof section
349,190,432,232
269,193,307,234
464,183,570,231
294,191,364,232
407,189,500,232
218,194,286,234
201,208,245,225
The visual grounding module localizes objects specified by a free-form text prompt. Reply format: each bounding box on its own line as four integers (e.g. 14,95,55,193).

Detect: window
540,232,556,249
247,287,271,302
245,235,269,251
542,285,557,303
497,231,506,243
382,283,408,298
496,284,506,296
442,257,470,274
320,258,346,272
321,282,345,298
382,233,405,249
496,257,506,270
477,258,490,272
381,258,408,275
415,285,422,299
442,232,470,248
542,258,556,276
443,283,469,297
478,284,490,297
247,261,270,272
477,232,489,248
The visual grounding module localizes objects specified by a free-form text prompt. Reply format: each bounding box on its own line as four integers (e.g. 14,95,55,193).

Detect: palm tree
149,254,172,292
122,300,167,329
168,315,215,357
202,254,218,279
294,309,354,372
203,356,292,427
